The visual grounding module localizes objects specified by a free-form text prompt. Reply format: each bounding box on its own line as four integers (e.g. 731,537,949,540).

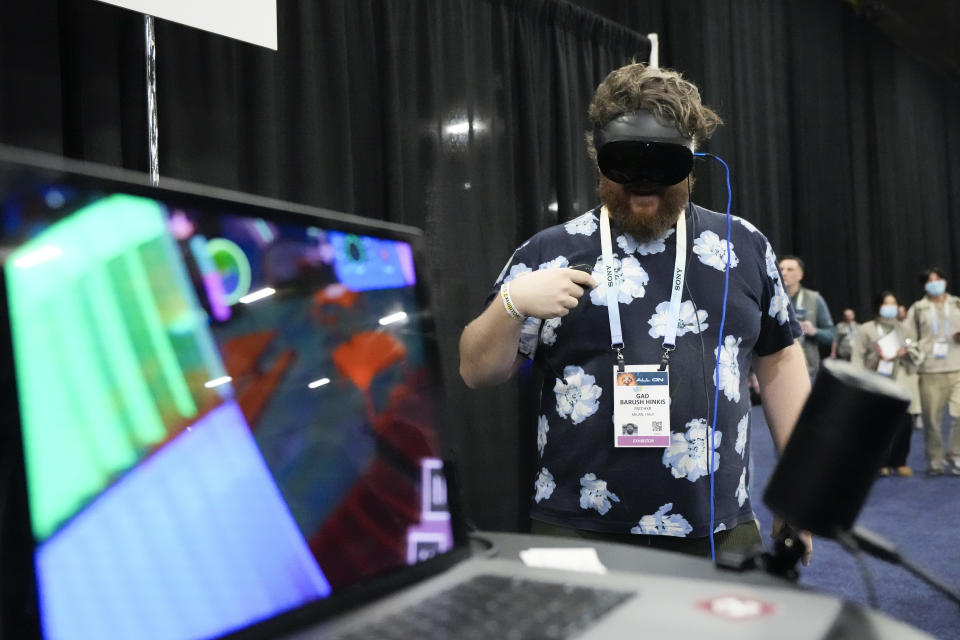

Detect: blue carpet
749,406,960,640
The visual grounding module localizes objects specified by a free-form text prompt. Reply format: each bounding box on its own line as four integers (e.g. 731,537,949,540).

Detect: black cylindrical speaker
763,359,910,538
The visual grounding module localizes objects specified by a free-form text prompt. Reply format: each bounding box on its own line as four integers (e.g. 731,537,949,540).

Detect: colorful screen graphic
0,168,453,640
326,230,416,291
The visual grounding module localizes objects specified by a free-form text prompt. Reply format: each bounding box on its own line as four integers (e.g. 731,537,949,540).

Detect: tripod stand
836,526,960,609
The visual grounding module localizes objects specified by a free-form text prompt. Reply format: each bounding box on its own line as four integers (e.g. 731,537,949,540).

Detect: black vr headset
593,110,694,186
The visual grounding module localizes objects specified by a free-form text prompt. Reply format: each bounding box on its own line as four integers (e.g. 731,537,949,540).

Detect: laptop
0,146,855,640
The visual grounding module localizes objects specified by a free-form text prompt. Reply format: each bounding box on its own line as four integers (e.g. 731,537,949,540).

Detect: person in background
851,291,922,477
831,308,857,361
904,267,960,476
778,255,835,378
898,304,923,429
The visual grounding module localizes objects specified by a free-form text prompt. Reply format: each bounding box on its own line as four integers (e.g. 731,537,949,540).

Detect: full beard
598,177,690,242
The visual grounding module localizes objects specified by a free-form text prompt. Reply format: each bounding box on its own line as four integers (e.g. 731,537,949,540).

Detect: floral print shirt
492,204,800,537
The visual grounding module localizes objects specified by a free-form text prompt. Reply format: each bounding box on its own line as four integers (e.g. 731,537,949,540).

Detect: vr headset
593,110,694,186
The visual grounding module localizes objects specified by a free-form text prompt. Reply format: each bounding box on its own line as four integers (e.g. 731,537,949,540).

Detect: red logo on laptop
697,595,775,620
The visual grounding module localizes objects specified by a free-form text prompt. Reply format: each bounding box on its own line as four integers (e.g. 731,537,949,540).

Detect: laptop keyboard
330,574,634,640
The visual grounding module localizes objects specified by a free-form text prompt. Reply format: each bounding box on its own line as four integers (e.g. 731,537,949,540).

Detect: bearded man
458,62,812,563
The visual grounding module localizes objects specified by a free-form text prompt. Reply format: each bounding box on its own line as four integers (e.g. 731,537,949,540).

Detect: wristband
500,282,525,321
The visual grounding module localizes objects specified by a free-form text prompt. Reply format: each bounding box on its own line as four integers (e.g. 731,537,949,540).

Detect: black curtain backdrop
0,0,649,537
578,0,960,321
1,0,959,535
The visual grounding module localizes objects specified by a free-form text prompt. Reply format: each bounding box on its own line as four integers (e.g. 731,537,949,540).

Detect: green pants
530,518,763,558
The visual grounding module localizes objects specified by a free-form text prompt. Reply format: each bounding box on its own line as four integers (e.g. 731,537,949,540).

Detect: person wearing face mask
903,267,960,476
851,291,923,476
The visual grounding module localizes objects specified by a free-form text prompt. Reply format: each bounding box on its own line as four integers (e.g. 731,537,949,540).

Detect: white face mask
925,280,947,297
879,305,898,319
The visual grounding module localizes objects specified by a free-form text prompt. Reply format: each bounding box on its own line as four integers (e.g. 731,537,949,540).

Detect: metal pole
145,15,159,185
647,32,659,68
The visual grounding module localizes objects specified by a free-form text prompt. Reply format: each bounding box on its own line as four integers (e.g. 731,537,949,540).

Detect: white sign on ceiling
93,0,277,50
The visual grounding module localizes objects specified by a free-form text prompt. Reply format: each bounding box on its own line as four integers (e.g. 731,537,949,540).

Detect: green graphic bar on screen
123,248,198,421
163,231,232,399
6,194,198,539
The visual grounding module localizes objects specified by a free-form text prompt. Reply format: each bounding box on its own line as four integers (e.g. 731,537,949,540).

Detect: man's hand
771,516,813,566
799,320,817,336
508,268,597,319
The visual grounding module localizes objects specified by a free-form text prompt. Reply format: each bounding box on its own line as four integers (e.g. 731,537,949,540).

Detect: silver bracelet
500,282,525,321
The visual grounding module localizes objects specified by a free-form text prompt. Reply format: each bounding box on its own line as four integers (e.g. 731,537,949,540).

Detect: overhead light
308,378,331,389
239,287,276,304
443,118,486,137
444,120,470,136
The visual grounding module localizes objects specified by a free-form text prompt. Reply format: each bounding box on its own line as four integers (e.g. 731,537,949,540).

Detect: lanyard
931,303,951,337
599,207,687,370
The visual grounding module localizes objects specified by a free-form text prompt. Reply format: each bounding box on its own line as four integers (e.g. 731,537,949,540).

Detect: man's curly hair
586,63,723,159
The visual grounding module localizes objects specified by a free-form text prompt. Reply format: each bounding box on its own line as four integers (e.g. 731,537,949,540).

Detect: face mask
879,305,898,319
925,280,947,297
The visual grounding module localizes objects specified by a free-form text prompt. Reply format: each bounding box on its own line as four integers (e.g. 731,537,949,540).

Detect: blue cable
694,151,733,563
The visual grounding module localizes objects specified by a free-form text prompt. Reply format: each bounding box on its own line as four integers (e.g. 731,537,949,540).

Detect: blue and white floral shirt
492,204,801,537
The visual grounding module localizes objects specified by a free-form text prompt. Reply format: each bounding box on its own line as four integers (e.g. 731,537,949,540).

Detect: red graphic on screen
220,330,296,430
315,283,359,309
309,371,438,588
332,331,407,392
312,284,360,325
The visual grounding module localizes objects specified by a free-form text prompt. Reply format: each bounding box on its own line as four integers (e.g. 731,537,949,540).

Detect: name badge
934,339,949,359
876,359,894,377
613,365,670,448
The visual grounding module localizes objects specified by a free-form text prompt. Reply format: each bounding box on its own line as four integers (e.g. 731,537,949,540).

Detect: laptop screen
0,148,455,640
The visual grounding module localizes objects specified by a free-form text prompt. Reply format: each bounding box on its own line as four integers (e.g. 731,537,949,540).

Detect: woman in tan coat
851,291,924,476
